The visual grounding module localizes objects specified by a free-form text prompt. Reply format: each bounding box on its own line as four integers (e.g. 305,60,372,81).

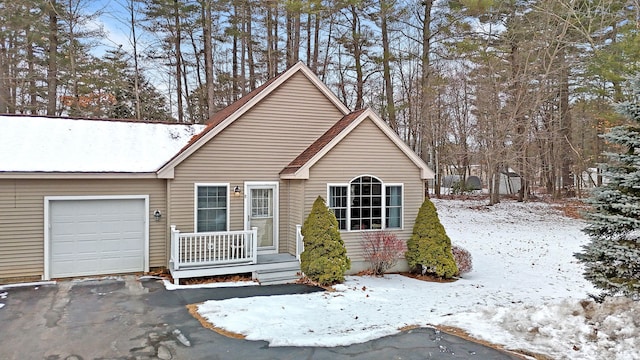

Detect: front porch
169,225,304,285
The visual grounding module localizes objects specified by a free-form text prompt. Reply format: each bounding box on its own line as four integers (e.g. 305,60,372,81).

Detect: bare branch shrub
361,231,406,275
452,245,473,275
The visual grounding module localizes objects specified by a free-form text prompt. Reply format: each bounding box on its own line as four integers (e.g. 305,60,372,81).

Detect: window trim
327,183,349,231
194,183,230,232
327,177,404,232
385,183,404,230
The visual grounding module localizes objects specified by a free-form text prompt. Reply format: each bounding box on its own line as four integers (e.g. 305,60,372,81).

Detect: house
0,62,434,284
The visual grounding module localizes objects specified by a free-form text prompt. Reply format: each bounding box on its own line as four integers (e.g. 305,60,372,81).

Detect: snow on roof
0,115,206,173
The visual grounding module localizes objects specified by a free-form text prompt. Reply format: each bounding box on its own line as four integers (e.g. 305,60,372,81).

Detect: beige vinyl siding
0,179,166,280
169,72,344,252
304,118,424,262
280,179,305,254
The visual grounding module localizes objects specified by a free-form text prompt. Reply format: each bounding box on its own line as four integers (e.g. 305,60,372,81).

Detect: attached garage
44,196,149,279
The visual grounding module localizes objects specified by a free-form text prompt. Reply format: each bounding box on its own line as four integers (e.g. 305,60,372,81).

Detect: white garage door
49,198,146,278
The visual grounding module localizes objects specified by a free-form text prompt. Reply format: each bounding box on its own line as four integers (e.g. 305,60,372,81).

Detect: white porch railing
170,225,258,270
296,224,304,261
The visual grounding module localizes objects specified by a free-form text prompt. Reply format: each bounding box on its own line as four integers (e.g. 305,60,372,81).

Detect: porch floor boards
169,253,300,285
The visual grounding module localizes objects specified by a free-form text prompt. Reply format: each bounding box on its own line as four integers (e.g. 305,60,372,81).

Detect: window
329,186,348,230
195,184,228,232
386,185,402,229
251,188,272,218
350,176,382,230
328,176,403,231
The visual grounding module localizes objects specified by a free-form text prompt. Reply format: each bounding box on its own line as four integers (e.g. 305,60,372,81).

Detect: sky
167,199,639,360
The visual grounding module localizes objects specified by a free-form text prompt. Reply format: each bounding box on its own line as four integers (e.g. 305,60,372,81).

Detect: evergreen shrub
576,76,640,297
405,198,458,278
300,196,351,285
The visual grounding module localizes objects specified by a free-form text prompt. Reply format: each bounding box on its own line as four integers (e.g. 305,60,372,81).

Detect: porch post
296,224,304,261
251,227,258,264
170,225,180,270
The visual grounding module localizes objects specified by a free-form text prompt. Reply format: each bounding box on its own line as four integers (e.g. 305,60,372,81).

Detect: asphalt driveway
0,276,523,359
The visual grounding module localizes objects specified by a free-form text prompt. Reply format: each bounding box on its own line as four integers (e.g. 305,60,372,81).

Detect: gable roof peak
280,108,434,180
156,61,350,178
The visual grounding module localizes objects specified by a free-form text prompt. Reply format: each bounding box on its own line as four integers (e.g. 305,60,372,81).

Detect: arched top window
350,176,383,230
327,176,403,231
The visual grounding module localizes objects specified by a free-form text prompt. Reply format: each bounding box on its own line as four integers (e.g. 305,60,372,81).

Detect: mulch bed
182,273,254,285
399,272,458,283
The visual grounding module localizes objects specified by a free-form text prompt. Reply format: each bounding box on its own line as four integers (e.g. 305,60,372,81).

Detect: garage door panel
50,198,146,278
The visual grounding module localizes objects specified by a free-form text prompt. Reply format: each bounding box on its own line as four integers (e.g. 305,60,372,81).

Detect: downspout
287,179,291,254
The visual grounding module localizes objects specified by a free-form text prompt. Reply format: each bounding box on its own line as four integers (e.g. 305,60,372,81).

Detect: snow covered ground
194,199,640,359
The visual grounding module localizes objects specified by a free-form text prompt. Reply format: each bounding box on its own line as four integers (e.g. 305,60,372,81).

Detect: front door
245,182,278,253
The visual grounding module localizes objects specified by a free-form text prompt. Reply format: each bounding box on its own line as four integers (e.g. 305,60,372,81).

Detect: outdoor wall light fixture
154,210,162,221
234,186,241,196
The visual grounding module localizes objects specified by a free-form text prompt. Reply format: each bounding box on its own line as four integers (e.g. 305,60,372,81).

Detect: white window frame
384,183,404,230
327,183,349,231
194,183,230,232
327,176,404,232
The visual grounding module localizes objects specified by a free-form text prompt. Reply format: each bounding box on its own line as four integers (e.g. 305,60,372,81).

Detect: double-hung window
385,185,402,228
328,186,348,230
328,176,403,231
195,184,229,232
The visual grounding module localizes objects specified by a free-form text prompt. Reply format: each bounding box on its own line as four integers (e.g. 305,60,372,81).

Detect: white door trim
244,181,279,254
43,195,150,280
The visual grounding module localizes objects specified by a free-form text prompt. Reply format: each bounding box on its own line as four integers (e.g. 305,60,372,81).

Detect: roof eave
0,172,159,179
280,168,309,180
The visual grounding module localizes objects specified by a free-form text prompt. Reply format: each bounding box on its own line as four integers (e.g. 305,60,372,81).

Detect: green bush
405,198,458,278
300,196,351,285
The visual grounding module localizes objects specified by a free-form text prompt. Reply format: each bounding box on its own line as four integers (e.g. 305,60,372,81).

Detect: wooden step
254,265,301,285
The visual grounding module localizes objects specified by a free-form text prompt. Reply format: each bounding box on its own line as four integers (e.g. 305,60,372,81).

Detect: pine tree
577,76,640,297
300,196,350,285
405,198,458,278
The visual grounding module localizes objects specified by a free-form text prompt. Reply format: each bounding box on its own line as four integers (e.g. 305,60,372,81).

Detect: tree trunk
265,1,277,78
240,3,246,96
306,8,312,68
26,29,37,114
380,0,396,130
312,9,320,72
0,43,8,113
286,1,300,67
47,0,58,116
188,30,203,121
350,5,364,109
245,1,256,90
232,3,239,100
559,48,573,196
129,0,141,120
490,165,501,205
201,0,215,119
174,0,184,122
420,0,437,197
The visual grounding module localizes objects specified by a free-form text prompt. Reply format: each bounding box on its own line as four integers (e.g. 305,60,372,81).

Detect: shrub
451,181,471,195
405,198,458,278
361,231,406,276
300,196,351,285
451,245,473,275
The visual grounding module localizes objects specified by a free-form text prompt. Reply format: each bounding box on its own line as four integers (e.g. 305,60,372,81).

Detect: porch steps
253,264,302,285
